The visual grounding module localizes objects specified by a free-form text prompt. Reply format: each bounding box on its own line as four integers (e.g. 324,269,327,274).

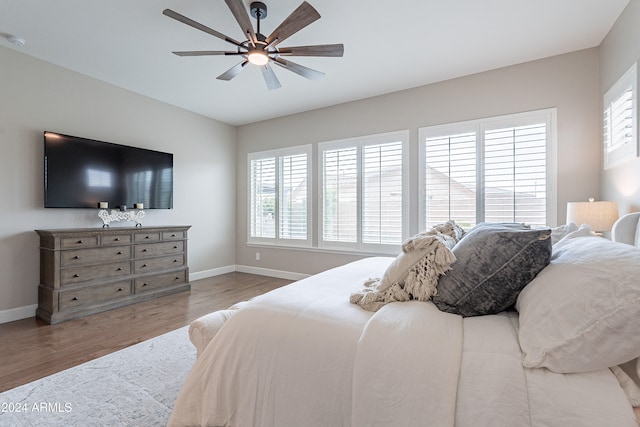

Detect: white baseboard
0,304,37,324
0,265,306,324
235,265,310,281
189,265,236,281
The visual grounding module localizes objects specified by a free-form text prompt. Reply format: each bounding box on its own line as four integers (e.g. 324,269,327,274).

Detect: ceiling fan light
247,50,269,66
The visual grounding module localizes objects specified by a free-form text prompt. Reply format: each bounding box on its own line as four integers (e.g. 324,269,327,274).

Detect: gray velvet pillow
432,223,551,317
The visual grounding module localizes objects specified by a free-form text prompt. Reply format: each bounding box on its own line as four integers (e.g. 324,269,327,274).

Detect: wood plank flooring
0,272,291,393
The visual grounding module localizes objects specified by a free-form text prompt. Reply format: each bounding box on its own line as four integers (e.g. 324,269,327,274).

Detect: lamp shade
566,200,619,232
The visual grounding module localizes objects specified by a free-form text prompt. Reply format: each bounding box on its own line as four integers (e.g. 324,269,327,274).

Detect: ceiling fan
163,0,344,90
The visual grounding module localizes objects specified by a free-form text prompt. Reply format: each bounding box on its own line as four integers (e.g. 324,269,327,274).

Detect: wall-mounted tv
44,131,173,209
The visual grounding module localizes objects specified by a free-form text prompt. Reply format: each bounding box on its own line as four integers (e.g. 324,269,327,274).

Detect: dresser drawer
135,270,187,293
58,280,132,311
135,255,184,273
101,234,132,245
61,246,131,267
135,232,161,243
162,230,185,240
61,261,131,286
135,241,184,258
61,236,98,249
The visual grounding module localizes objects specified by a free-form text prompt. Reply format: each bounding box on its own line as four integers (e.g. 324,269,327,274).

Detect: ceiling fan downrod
250,2,267,39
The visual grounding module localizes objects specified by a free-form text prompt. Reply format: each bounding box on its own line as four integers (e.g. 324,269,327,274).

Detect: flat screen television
44,131,173,209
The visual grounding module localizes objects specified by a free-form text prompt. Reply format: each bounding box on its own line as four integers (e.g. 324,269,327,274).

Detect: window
319,131,408,252
248,145,311,245
603,62,637,169
420,109,556,230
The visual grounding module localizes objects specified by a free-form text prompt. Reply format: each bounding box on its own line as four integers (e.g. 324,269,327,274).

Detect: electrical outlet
255,252,261,261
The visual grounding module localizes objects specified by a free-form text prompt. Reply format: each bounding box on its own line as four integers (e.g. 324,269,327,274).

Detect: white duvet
169,257,637,427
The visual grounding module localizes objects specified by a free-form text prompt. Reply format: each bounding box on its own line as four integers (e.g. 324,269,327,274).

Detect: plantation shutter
249,157,276,238
604,86,633,154
484,123,547,226
322,146,358,243
362,141,403,244
279,153,308,240
424,132,477,229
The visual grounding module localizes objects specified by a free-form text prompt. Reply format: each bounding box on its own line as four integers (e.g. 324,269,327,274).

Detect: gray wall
236,48,602,276
600,0,640,214
0,46,237,320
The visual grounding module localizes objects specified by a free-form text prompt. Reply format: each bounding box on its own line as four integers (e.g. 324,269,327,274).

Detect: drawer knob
171,234,176,237
142,249,148,252
175,277,180,280
142,264,147,268
117,251,123,255
142,283,148,287
73,255,80,259
72,297,78,301
173,246,178,249
117,288,123,292
114,238,120,241
117,267,122,271
145,236,150,239
73,274,80,278
173,259,178,263
77,240,83,244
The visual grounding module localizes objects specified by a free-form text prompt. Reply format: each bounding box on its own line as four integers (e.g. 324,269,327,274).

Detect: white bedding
169,257,637,427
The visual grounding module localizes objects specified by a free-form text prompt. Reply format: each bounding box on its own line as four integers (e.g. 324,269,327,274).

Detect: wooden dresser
36,226,191,324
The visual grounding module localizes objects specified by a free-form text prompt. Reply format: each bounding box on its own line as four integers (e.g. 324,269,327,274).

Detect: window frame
418,109,557,230
318,130,409,254
247,144,312,247
603,62,638,169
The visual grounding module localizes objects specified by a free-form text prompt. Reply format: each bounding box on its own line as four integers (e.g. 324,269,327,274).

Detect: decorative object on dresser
36,226,191,324
98,205,146,227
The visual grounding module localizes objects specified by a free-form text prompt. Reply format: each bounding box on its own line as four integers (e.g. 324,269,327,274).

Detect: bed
169,216,640,427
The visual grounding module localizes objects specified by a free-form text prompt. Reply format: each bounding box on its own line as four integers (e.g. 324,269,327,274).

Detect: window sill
246,241,400,257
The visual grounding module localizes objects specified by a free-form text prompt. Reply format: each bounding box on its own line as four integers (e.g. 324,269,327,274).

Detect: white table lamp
566,198,619,234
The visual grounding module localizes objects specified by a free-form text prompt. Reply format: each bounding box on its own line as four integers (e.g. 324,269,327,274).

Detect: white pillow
549,222,578,245
516,226,640,373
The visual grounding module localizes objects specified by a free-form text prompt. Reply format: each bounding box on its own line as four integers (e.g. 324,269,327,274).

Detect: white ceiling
0,0,630,126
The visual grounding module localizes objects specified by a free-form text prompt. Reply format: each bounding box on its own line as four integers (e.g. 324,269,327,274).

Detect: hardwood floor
0,272,291,393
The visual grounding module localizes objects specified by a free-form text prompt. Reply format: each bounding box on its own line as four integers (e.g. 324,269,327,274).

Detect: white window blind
604,87,633,153
424,132,476,229
603,62,637,169
249,157,276,239
363,142,404,244
279,153,308,240
320,131,408,252
248,146,311,245
484,123,547,226
420,109,555,230
322,146,358,243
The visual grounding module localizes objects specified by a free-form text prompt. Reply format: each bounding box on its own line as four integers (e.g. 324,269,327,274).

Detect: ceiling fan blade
272,57,324,80
163,9,244,48
172,50,243,57
224,0,257,45
265,1,320,47
260,63,282,91
217,60,249,81
277,43,344,57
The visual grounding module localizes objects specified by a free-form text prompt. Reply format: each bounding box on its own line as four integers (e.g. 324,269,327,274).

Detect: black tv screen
44,132,173,209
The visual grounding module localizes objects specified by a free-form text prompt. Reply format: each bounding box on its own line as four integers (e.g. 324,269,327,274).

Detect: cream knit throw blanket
350,222,463,312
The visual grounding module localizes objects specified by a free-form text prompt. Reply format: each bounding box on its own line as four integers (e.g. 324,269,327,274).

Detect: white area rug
0,326,195,426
